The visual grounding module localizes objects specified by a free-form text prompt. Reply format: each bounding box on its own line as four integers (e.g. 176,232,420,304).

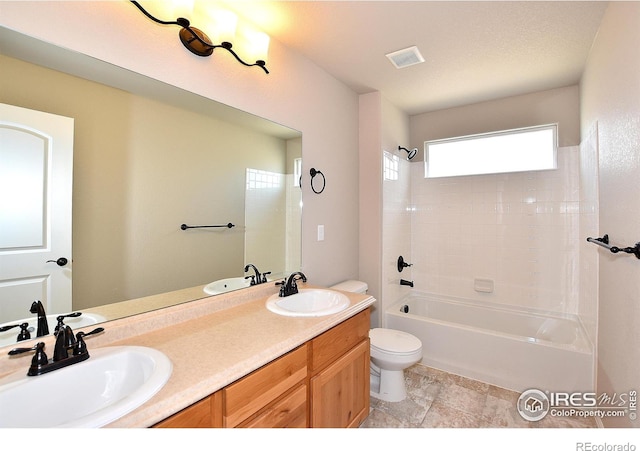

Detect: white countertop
0,283,375,428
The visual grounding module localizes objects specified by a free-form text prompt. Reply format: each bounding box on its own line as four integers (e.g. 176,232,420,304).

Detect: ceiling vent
385,46,425,69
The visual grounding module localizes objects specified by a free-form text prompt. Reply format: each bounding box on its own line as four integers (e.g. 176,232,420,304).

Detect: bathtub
385,292,594,393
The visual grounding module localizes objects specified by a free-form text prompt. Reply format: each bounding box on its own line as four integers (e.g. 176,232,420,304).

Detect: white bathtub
385,292,594,393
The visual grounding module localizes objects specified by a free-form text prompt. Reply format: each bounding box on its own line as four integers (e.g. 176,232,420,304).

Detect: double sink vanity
0,280,375,428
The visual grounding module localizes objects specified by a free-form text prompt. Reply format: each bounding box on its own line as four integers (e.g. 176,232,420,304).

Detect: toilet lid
370,328,422,354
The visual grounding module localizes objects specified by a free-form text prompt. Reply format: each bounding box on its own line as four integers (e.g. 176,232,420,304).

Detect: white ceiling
226,1,609,115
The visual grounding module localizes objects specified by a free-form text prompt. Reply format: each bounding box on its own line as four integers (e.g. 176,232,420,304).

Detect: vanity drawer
223,343,308,427
310,308,370,373
241,384,308,428
153,393,220,428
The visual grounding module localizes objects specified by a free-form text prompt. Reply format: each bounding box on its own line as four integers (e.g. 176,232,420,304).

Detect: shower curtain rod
586,234,640,259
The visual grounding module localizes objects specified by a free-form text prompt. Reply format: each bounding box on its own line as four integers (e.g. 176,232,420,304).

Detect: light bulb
237,25,270,62
197,6,238,43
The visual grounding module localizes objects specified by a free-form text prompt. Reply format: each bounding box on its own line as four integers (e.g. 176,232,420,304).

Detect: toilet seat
370,328,422,356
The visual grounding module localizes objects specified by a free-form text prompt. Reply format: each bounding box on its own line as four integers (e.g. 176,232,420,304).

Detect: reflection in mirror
0,27,302,348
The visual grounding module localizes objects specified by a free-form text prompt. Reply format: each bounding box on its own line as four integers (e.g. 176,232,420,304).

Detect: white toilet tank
330,280,368,294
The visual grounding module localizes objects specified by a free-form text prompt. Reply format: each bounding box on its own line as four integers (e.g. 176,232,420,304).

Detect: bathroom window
383,151,399,181
424,123,557,178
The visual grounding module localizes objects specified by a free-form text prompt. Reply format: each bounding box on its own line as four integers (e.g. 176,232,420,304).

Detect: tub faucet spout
400,279,414,288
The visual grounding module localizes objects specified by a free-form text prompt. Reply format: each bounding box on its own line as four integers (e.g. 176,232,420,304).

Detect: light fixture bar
130,1,269,74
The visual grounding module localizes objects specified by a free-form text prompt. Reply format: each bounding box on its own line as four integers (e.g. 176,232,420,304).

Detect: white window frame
424,123,558,178
383,151,399,181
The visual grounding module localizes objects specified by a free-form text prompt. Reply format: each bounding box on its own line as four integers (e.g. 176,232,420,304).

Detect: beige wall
0,55,289,309
358,92,383,326
380,97,411,325
359,92,411,328
409,84,581,156
0,1,360,292
580,1,640,428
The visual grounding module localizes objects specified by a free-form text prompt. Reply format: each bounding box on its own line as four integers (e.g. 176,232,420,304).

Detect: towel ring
310,168,326,194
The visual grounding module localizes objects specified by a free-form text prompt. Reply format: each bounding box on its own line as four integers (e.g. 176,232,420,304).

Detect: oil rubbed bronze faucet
30,300,49,337
244,264,271,285
8,326,104,376
276,272,307,297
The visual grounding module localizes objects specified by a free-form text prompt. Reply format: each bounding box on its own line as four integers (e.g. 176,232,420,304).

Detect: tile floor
360,364,597,428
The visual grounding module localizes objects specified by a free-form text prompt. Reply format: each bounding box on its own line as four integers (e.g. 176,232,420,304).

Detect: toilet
330,280,423,403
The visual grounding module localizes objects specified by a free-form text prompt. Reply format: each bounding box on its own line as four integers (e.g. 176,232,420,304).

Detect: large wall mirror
0,27,302,347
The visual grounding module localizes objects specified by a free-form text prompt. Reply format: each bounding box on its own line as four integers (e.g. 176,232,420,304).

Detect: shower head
399,146,418,160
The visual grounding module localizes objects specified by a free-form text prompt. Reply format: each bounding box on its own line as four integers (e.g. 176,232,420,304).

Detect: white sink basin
266,289,351,317
203,276,275,295
0,346,172,428
203,277,252,295
0,312,107,347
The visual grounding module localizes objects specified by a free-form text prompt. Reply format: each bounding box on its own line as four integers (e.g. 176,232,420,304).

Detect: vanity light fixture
130,1,269,74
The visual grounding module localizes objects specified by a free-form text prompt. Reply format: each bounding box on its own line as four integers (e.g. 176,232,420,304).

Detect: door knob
46,257,69,267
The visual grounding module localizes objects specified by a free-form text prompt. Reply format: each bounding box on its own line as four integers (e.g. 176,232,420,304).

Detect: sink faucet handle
244,275,256,286
0,322,31,342
8,341,43,356
9,342,48,368
54,312,82,335
73,327,105,356
261,272,271,283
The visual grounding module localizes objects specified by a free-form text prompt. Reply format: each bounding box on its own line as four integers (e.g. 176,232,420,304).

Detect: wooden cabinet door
310,339,370,428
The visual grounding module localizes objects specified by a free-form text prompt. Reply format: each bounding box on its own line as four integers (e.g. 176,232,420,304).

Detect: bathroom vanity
0,282,374,428
154,308,370,428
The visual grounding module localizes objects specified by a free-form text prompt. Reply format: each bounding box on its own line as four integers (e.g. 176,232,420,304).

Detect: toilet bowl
330,280,423,403
369,328,422,402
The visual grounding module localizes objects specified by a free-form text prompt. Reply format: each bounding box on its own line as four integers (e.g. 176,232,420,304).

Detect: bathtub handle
397,256,413,272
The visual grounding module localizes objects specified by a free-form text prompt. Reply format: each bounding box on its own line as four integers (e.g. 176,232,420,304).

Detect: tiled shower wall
285,174,302,274
245,170,301,277
578,123,599,347
409,146,581,315
382,151,413,323
245,169,286,275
